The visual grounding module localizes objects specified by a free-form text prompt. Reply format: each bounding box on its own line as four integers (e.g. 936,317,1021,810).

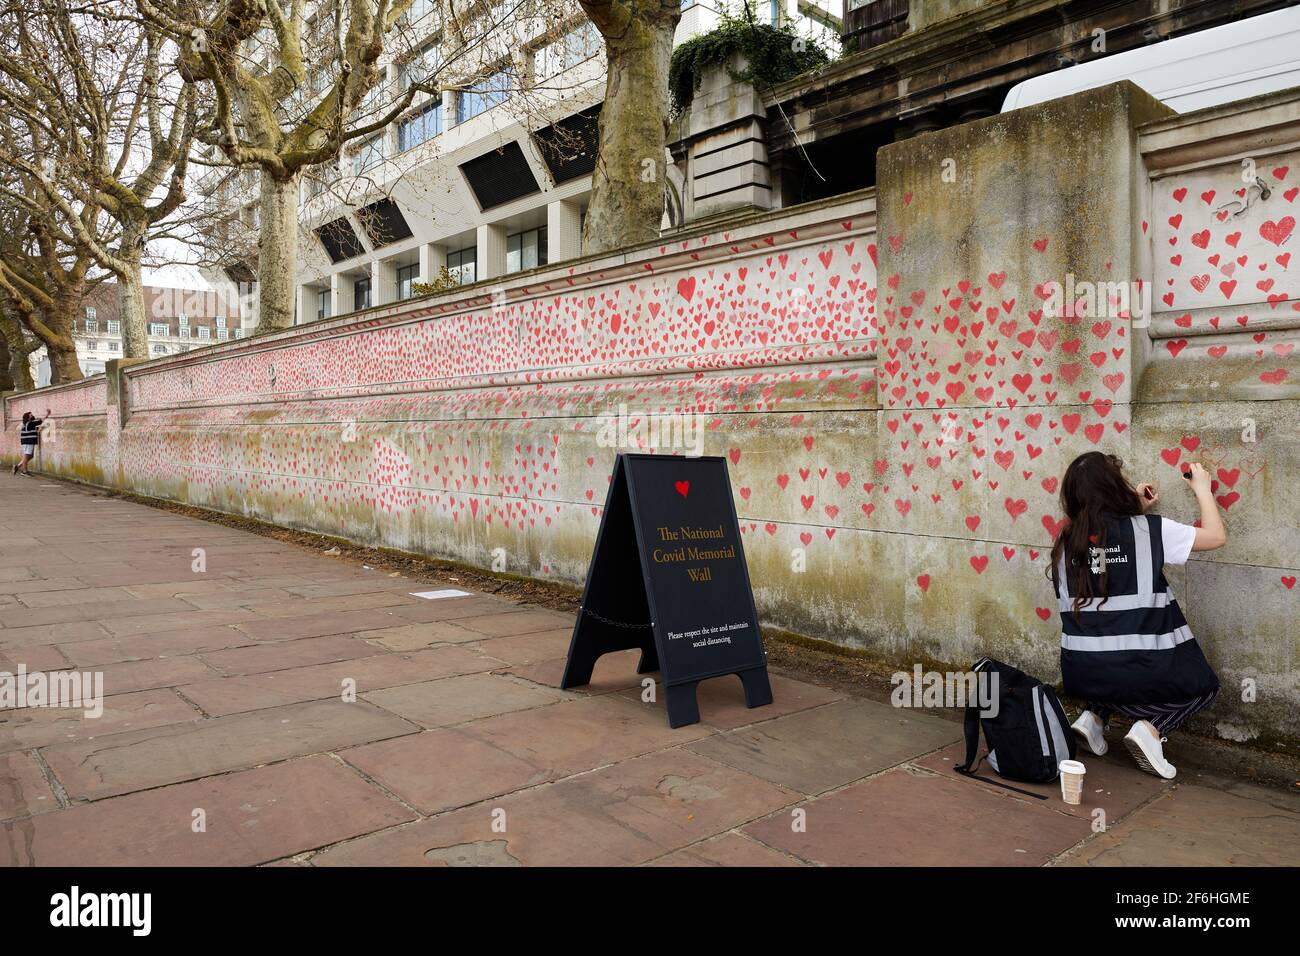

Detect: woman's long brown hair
1048,452,1143,617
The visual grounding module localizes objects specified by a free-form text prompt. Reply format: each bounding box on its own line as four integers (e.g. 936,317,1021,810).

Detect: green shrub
669,15,833,114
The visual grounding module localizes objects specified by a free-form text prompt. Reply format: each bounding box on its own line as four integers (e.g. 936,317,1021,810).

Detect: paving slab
0,688,200,753
40,698,418,800
460,695,713,781
0,751,58,821
99,608,257,638
0,597,195,630
243,591,422,616
469,630,575,666
341,727,553,814
0,619,111,647
356,620,486,650
381,596,522,624
647,831,807,866
16,586,136,608
58,624,253,666
233,608,405,641
200,634,380,677
362,672,566,728
313,750,798,867
1057,783,1300,866
177,646,495,716
449,609,577,638
744,765,1094,866
96,656,222,697
687,698,962,795
0,755,415,866
0,644,71,671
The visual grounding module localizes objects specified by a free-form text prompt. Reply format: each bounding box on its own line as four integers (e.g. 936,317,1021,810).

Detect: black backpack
955,657,1075,789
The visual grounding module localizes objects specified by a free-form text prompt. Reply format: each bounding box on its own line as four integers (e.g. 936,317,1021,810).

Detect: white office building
198,0,842,323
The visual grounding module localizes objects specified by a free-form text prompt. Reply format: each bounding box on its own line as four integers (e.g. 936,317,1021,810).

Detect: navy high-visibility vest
1056,514,1219,705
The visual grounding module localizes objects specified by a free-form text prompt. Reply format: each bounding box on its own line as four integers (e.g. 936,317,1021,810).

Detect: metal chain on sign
581,606,652,629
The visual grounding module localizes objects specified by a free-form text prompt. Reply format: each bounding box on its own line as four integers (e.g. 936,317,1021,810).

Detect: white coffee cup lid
1058,759,1087,774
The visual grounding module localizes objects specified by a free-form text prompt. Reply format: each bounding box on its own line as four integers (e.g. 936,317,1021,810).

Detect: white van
1001,5,1300,114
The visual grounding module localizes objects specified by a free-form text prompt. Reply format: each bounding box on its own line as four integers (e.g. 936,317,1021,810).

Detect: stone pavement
1,474,1296,867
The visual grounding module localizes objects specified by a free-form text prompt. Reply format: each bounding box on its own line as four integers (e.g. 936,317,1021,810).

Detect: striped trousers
1086,688,1220,735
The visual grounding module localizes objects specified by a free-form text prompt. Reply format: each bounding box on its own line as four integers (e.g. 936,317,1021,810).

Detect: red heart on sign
674,480,690,499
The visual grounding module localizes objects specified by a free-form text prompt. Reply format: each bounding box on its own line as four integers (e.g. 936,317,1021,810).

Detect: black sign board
562,453,773,727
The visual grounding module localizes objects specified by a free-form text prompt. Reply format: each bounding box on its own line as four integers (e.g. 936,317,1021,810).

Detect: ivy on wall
669,16,833,114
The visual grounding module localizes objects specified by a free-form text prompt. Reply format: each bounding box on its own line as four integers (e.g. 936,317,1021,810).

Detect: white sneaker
1123,721,1176,779
1071,710,1108,756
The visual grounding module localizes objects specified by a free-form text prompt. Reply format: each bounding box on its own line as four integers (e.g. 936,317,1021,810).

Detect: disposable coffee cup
1058,759,1086,805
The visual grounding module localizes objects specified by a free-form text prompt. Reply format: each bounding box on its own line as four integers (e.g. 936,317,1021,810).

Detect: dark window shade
224,260,256,284
844,0,909,50
533,104,601,184
316,217,367,263
358,198,414,248
459,141,539,210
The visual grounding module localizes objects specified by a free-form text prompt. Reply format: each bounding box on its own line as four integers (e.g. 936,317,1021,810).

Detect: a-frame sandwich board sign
561,452,773,728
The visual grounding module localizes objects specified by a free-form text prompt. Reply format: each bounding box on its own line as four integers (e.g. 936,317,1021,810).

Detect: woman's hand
1136,482,1159,513
1183,463,1227,551
1182,462,1213,497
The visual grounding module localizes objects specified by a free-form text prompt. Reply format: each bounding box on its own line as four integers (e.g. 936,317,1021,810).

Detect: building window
218,329,229,341
199,326,212,340
397,100,442,152
353,135,385,175
153,345,168,355
396,263,418,300
457,71,509,123
150,322,169,337
85,306,97,321
179,327,190,339
108,341,120,352
400,38,441,90
107,320,120,334
354,277,372,310
534,21,600,81
84,319,99,334
309,62,332,95
178,313,189,328
316,289,330,320
447,246,476,285
304,160,338,199
401,0,435,25
235,328,245,339
86,340,97,351
506,226,548,274
215,315,227,329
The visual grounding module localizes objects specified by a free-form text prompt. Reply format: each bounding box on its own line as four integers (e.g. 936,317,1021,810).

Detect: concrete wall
5,82,1298,752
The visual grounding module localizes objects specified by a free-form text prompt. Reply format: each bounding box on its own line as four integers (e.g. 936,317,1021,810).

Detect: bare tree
578,0,680,254
137,0,433,333
0,300,41,391
0,165,103,383
0,3,197,358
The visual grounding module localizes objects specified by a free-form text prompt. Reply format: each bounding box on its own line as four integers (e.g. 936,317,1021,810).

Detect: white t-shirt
1160,516,1198,566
